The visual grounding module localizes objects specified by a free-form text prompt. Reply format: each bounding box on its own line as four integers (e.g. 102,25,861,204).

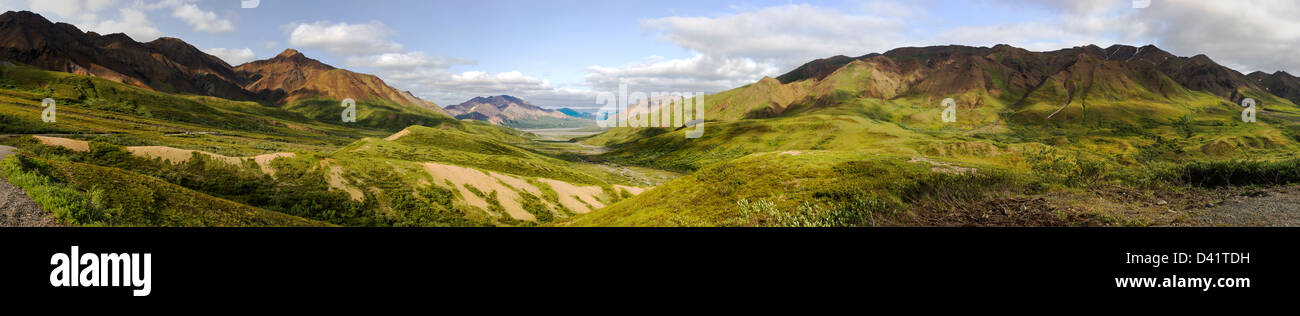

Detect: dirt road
1180,185,1300,227
0,145,61,227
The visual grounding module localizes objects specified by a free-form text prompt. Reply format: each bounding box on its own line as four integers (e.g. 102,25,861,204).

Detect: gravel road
1181,185,1300,227
0,145,61,227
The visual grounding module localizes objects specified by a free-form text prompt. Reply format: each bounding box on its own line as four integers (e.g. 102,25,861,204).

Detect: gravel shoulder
0,145,62,227
1179,185,1300,227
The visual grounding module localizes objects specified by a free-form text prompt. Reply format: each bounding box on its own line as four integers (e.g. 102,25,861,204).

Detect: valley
1,10,1299,227
519,127,607,141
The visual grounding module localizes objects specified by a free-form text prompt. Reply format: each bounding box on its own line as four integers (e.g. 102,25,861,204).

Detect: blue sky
3,0,1298,109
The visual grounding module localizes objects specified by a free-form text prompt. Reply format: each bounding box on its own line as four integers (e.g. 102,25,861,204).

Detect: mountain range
2,10,1300,228
445,95,593,128
1248,71,1300,104
696,43,1300,129
0,10,444,115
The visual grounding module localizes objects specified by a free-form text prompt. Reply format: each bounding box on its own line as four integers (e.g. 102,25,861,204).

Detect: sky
1,0,1298,110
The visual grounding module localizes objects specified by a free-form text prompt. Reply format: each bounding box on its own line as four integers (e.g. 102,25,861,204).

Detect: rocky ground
1179,185,1300,227
0,145,61,227
906,184,1300,227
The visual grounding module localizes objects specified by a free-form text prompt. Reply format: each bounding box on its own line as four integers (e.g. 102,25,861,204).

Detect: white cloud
286,21,404,56
929,21,1116,52
583,3,910,100
380,69,595,107
28,0,92,18
171,3,233,33
345,52,474,70
96,8,162,41
18,0,238,41
585,54,779,94
84,0,115,11
26,0,117,27
928,0,1300,73
642,4,908,69
202,47,256,65
606,0,1300,102
1125,0,1300,73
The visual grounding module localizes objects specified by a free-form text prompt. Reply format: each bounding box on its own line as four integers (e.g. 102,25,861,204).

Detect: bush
735,197,897,227
0,156,104,225
1169,115,1195,138
1135,136,1185,162
901,170,1022,207
1025,147,1110,187
1178,159,1300,187
0,112,73,134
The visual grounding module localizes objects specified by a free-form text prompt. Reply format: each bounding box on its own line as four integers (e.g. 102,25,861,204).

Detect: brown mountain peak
444,95,565,125
150,36,185,43
145,37,199,52
277,49,303,58
0,10,52,25
257,48,333,70
147,37,190,47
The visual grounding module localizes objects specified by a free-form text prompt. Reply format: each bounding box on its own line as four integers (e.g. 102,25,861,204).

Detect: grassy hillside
283,97,455,132
0,64,386,155
502,115,595,129
565,54,1300,226
586,113,929,172
565,151,1024,226
6,47,1299,227
4,128,655,226
0,65,672,227
1,154,325,226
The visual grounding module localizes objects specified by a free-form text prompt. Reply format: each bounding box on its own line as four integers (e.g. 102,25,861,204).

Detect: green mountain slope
568,44,1300,227
2,154,326,226
0,64,666,227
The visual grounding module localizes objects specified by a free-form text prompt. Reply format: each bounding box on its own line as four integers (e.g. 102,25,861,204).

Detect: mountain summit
1247,71,1300,105
444,95,591,128
235,48,443,113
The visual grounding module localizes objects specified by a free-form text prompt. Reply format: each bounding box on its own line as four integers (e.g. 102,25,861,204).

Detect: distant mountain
235,49,445,114
0,10,445,116
708,43,1281,122
1247,71,1300,105
445,95,592,128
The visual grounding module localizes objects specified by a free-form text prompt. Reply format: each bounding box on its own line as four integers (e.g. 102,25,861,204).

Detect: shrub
0,112,73,134
735,197,897,227
1025,147,1110,187
1135,136,1185,162
901,170,1021,208
1169,115,1195,138
1178,159,1300,187
0,156,103,225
